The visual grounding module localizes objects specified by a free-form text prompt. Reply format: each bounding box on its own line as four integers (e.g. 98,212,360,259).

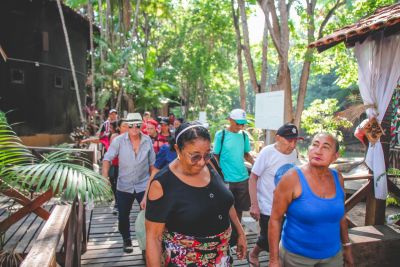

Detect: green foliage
311,0,397,89
387,168,400,207
301,98,353,153
0,120,111,203
64,0,399,128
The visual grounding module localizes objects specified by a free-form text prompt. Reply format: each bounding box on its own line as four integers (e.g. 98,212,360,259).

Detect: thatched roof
309,3,400,52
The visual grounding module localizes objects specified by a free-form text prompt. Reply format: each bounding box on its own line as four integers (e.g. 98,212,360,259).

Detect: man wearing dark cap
248,123,302,266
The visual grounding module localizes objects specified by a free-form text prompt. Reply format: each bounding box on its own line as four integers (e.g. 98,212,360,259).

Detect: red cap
147,119,158,127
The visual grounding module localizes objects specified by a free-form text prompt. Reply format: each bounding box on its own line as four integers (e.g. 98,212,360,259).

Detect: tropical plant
301,98,353,154
387,168,400,207
0,120,112,203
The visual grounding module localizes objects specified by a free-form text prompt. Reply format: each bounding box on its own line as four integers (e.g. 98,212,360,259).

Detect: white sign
255,91,284,130
198,111,207,123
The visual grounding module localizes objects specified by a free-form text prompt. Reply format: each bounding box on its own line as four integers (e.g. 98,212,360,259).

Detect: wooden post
64,198,77,267
365,189,386,225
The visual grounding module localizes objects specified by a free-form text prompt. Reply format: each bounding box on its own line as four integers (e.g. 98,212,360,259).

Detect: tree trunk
294,58,311,127
56,0,85,124
294,0,316,128
122,0,132,33
131,0,141,38
238,0,259,93
88,2,96,124
259,0,292,122
260,15,268,93
97,0,105,62
116,87,123,112
142,11,150,63
106,0,113,47
231,0,246,110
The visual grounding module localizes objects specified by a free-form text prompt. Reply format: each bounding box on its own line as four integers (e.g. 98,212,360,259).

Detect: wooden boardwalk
81,203,269,266
0,196,58,256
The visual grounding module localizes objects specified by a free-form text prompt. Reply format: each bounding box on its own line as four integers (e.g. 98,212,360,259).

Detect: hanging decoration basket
362,117,385,145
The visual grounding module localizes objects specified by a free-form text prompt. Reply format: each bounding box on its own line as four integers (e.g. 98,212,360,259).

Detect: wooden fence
20,196,87,267
344,173,400,227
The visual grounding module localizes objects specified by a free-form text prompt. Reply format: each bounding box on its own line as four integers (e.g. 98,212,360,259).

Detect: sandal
246,254,260,267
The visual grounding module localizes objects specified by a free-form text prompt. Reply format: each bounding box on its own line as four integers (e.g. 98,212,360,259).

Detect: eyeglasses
128,123,142,129
184,152,213,164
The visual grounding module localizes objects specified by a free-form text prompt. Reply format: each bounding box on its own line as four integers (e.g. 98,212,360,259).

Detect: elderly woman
145,122,247,266
268,133,354,267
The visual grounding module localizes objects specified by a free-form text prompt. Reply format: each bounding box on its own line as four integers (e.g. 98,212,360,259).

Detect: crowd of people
97,108,354,267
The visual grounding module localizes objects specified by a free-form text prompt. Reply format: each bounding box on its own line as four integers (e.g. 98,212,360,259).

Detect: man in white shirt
248,123,302,266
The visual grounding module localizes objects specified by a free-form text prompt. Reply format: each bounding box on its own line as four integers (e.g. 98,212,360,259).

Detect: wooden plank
345,179,372,212
1,187,50,220
3,211,38,252
343,173,373,181
3,209,31,245
0,189,53,233
22,205,55,254
82,203,269,267
19,205,56,254
346,215,358,228
21,204,72,267
349,225,400,266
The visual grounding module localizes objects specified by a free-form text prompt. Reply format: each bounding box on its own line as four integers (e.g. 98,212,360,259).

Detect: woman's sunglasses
185,152,213,164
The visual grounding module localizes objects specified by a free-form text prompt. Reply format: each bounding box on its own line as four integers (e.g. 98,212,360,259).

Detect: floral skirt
163,227,232,267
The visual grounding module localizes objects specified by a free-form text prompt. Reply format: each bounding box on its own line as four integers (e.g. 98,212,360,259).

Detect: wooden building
0,0,92,145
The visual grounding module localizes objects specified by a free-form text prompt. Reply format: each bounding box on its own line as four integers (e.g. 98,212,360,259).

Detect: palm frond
0,120,111,203
335,104,375,123
5,153,112,202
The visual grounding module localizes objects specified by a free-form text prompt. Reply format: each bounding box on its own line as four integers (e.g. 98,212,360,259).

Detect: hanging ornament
362,117,385,145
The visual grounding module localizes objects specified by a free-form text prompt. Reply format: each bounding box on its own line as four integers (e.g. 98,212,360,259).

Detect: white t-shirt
251,144,298,216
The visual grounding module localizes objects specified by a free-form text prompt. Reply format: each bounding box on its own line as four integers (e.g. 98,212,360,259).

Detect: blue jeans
116,190,145,241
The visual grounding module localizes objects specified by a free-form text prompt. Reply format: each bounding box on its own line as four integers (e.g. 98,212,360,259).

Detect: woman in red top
109,120,130,214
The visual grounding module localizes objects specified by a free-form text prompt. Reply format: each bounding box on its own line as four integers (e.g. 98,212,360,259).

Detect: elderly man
102,113,156,253
248,123,302,266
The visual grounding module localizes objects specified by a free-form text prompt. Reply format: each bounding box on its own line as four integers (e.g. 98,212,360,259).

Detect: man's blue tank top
281,166,345,259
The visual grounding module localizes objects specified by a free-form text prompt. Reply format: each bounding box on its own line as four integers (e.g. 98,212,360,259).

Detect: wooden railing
344,173,400,227
20,196,87,267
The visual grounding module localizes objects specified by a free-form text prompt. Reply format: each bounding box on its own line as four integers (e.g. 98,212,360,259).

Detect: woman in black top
145,122,247,266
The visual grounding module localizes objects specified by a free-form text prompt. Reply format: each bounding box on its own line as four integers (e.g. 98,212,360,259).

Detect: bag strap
218,129,225,155
219,129,247,155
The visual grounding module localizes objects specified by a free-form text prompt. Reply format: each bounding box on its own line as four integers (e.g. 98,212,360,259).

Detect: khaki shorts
279,243,343,267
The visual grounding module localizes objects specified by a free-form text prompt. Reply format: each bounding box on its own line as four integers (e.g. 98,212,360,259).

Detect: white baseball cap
229,109,247,124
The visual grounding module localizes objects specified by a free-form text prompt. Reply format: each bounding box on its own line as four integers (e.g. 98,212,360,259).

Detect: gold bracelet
342,242,352,247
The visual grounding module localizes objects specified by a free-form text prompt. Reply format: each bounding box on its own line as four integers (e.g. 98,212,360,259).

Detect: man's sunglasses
233,121,245,126
185,152,213,164
128,123,142,129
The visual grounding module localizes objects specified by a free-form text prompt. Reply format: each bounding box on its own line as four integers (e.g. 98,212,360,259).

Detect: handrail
20,204,72,267
343,173,373,181
20,196,87,267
